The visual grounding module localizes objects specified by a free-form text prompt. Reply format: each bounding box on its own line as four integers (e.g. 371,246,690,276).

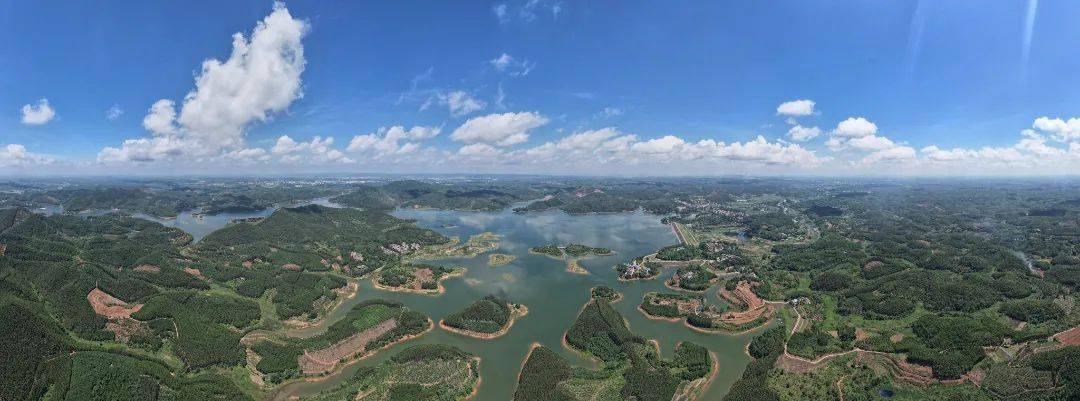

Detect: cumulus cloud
915,122,1080,173
776,99,815,117
846,134,897,151
271,135,352,164
450,111,549,146
99,2,308,163
1031,116,1080,142
142,99,178,135
457,143,504,159
827,117,887,153
105,105,124,121
522,127,635,162
859,146,916,165
529,130,828,167
787,125,821,141
0,144,52,167
21,99,56,125
431,91,486,116
832,117,878,138
348,125,440,157
221,147,270,164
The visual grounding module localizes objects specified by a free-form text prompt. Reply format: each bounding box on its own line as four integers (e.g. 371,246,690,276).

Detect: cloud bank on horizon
3,2,1079,175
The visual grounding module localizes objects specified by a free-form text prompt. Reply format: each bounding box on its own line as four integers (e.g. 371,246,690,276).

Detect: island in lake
440,295,528,339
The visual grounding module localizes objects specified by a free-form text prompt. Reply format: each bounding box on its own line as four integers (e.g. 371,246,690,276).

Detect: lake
267,206,755,401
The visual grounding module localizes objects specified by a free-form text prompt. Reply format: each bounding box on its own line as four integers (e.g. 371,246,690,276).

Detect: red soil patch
298,319,398,375
282,263,301,271
0,244,6,256
855,328,872,341
890,333,905,343
719,281,772,325
412,268,434,290
87,288,143,319
1054,326,1080,346
133,264,160,273
182,267,206,279
105,318,150,343
242,260,253,269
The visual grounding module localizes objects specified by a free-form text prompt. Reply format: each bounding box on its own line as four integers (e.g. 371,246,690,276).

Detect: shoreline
282,280,360,331
590,290,623,304
465,357,483,400
566,259,589,274
487,253,517,267
636,302,774,335
371,267,466,296
663,278,713,293
637,304,685,323
269,318,435,392
440,304,529,340
695,351,722,401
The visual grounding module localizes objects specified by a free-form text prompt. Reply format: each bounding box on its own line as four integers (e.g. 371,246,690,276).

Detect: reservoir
267,206,755,401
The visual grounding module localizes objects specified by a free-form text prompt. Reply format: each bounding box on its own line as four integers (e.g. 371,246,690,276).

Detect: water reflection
272,207,756,401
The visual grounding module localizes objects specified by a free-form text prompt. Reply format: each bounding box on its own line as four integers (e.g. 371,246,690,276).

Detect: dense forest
1,177,1078,401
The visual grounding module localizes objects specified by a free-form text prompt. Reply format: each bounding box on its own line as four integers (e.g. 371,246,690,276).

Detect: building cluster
380,242,422,256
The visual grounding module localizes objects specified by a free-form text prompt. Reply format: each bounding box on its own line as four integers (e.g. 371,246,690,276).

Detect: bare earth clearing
298,319,398,375
87,288,143,318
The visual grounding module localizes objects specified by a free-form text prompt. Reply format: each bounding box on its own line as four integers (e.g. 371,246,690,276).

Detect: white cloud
776,99,815,117
631,135,686,156
489,52,534,76
1031,116,1080,142
0,144,52,167
435,91,486,116
457,143,504,159
142,99,178,135
450,111,549,146
490,53,514,71
221,147,270,164
271,135,352,164
613,134,828,166
98,136,187,163
846,134,897,151
100,2,308,162
694,136,828,165
832,117,878,138
20,99,56,125
348,125,440,157
493,3,509,24
494,83,507,109
859,146,916,165
105,105,124,120
270,135,302,155
787,125,821,141
600,107,623,117
519,0,541,21
555,127,622,150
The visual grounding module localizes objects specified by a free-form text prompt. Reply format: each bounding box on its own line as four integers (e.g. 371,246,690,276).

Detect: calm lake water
134,197,338,242
265,206,755,401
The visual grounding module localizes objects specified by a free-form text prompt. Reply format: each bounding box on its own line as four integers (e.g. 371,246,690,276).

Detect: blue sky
1,1,1079,175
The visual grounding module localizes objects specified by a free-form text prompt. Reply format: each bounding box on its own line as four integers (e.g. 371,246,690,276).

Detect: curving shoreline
439,304,529,340
282,280,360,331
266,318,436,400
371,267,467,296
